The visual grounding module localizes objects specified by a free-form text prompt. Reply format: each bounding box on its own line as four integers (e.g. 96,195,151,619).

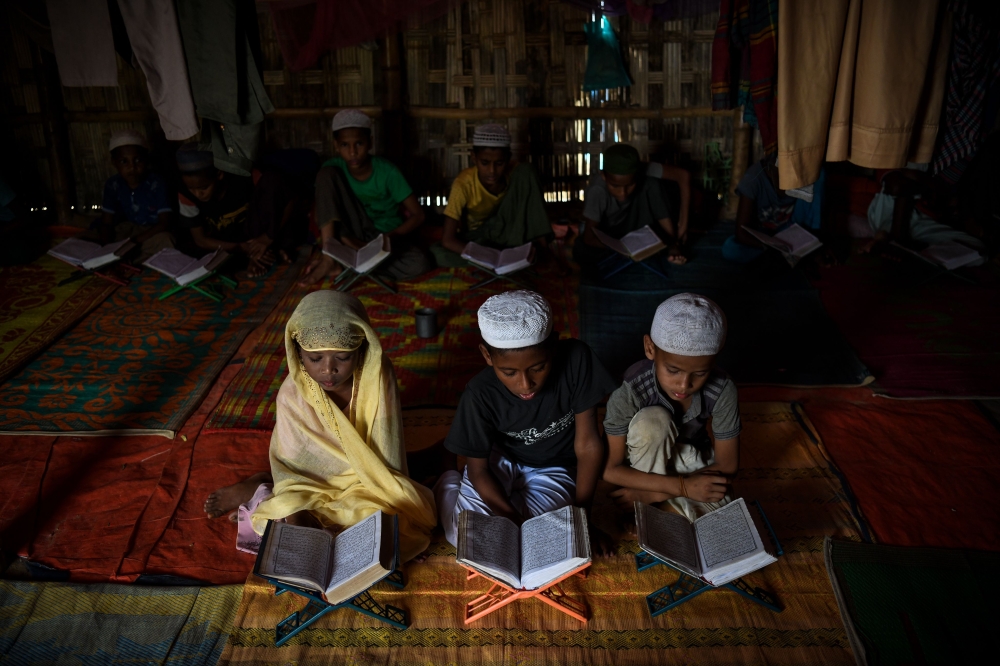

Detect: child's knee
626,406,677,474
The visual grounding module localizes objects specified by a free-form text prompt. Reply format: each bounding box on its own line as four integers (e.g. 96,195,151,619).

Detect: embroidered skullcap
603,143,640,176
175,143,214,173
331,109,372,134
109,129,148,153
650,293,727,356
478,290,552,349
472,123,511,148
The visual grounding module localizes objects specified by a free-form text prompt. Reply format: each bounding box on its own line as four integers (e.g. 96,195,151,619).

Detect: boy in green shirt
300,110,432,285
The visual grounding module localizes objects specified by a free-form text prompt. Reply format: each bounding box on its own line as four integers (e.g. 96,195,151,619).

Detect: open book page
635,502,701,577
175,250,220,285
322,238,358,268
620,226,665,260
324,511,384,603
519,506,589,590
772,224,822,257
49,238,130,269
144,249,198,278
354,234,390,274
692,498,774,586
921,241,981,270
456,511,522,589
256,522,333,594
461,242,502,270
494,243,533,275
745,228,792,254
592,228,629,257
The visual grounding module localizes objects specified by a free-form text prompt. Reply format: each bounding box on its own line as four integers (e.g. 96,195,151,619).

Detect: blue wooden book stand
254,517,409,647
598,252,669,281
635,500,784,617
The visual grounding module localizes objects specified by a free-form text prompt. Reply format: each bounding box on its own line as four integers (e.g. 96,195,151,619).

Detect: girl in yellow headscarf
236,290,436,563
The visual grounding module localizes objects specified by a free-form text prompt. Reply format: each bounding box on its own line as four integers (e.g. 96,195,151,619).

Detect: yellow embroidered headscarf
251,290,436,562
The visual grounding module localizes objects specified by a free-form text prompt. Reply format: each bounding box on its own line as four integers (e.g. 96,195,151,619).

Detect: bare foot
412,548,430,564
204,472,271,519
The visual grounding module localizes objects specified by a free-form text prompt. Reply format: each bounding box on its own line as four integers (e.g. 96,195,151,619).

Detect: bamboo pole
723,108,751,220
5,105,728,125
405,106,729,120
34,45,74,224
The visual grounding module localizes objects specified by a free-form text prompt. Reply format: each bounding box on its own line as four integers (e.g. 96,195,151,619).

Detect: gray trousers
315,166,433,281
626,406,730,521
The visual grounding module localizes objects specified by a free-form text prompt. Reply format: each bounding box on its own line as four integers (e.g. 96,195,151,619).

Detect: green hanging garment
583,18,633,91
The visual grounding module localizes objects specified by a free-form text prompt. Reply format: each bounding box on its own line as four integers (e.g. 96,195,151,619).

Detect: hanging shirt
178,175,255,243
101,173,172,226
443,166,510,232
323,156,413,233
444,339,617,468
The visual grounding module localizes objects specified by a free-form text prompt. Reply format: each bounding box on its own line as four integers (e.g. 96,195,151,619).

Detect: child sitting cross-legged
432,124,563,271
99,129,175,261
601,294,739,523
208,290,437,562
299,110,432,286
434,290,617,554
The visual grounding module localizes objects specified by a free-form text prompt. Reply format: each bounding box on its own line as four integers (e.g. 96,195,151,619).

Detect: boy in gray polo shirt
601,293,739,522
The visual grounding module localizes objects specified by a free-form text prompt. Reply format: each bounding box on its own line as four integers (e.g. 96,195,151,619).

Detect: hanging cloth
45,0,199,141
777,0,952,190
710,0,779,153
583,17,633,92
176,0,275,175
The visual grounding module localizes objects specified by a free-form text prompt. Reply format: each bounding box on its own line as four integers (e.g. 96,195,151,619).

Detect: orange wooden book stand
461,562,591,624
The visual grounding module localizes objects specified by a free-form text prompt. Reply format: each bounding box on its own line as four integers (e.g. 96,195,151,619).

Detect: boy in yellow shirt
432,124,554,267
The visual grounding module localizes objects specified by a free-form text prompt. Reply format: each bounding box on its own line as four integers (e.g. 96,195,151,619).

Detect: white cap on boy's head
109,129,148,152
331,109,372,134
478,290,552,349
650,293,727,356
472,123,511,148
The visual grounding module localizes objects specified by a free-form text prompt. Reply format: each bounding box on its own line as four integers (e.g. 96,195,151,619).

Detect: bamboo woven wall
1,1,729,211
400,0,730,200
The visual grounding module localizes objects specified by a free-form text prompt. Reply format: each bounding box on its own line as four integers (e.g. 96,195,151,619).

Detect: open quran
635,498,776,587
254,511,397,606
457,505,590,590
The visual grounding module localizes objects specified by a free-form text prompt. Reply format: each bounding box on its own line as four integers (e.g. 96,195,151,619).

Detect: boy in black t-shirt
434,290,617,552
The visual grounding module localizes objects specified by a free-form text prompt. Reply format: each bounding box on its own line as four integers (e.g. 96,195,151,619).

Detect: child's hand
609,486,673,509
680,473,728,503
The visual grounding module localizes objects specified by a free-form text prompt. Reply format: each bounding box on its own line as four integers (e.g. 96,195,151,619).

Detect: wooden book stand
461,562,590,624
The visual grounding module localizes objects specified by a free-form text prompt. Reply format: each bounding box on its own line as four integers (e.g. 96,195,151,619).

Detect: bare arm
581,217,606,247
734,194,764,247
465,456,522,525
659,164,690,243
191,226,240,252
389,194,426,237
572,407,604,510
603,432,729,503
441,215,467,255
298,220,336,286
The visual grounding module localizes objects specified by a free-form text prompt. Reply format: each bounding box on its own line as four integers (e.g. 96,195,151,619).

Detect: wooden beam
405,106,728,120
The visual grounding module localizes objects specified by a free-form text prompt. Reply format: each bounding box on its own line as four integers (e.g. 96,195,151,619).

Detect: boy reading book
432,124,561,271
726,154,831,264
99,130,175,261
300,110,432,285
434,290,617,553
602,294,739,522
574,143,690,273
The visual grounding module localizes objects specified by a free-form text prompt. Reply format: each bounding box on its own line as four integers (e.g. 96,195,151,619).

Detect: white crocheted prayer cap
478,290,552,349
109,129,148,152
331,109,372,133
473,123,511,148
650,293,727,356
